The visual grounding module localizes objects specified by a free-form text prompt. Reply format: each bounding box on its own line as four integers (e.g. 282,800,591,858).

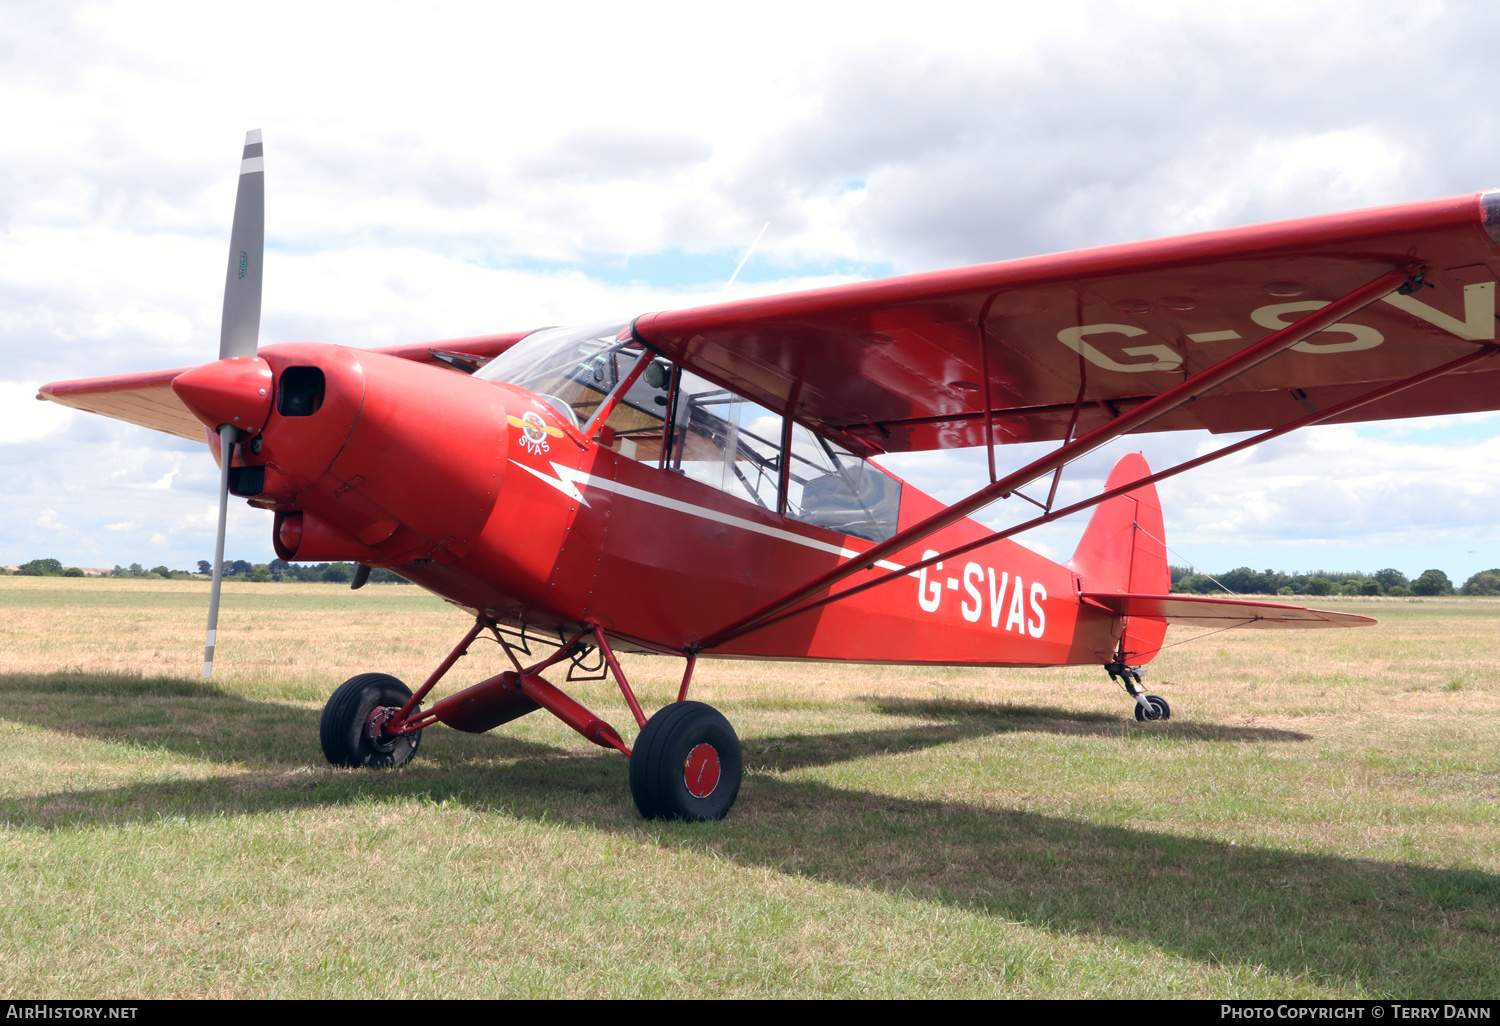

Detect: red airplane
39,132,1500,820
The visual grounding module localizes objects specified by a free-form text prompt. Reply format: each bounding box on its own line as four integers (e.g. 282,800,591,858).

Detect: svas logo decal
507,411,563,456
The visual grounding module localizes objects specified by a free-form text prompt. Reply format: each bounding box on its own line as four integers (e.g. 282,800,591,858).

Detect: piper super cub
41,131,1500,819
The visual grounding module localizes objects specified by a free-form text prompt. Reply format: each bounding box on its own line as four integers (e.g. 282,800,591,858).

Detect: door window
784,423,902,543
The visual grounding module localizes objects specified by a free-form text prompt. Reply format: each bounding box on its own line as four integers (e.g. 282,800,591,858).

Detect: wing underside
39,367,203,440
634,192,1500,455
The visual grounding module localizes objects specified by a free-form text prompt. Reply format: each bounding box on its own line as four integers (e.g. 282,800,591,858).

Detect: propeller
203,130,264,679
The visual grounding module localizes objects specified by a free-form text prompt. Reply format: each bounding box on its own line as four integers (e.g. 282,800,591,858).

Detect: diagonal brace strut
695,266,1411,650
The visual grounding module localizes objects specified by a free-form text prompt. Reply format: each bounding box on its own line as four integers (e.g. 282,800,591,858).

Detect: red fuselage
197,340,1138,667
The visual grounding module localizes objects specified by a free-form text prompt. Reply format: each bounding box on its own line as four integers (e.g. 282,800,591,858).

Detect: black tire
1133,694,1171,722
629,701,742,821
320,672,422,768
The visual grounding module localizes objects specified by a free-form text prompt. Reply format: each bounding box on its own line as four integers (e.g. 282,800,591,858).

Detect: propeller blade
203,130,264,677
202,424,236,679
219,129,264,359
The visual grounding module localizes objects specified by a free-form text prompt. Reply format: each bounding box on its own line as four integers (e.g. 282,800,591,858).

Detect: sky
4,0,1500,581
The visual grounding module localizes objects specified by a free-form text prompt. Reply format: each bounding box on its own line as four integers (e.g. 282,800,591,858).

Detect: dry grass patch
0,578,1496,996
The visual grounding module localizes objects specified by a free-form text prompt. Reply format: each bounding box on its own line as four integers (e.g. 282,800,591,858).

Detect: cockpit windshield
474,321,634,427
476,319,902,542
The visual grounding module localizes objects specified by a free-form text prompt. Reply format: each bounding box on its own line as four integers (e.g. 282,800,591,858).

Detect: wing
634,192,1500,454
37,332,534,439
38,367,202,440
1081,593,1375,629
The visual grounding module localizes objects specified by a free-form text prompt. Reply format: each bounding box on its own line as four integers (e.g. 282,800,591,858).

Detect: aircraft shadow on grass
0,672,1491,994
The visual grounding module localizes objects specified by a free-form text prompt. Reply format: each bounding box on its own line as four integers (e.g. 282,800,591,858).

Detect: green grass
0,578,1496,997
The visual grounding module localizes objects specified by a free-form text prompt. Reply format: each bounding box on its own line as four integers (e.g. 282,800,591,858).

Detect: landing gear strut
1105,661,1171,722
319,617,744,820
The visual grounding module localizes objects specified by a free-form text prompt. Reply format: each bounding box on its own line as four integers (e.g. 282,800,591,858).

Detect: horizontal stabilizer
38,367,201,440
1080,592,1376,629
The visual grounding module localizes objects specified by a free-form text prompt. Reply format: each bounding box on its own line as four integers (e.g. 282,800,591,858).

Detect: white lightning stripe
511,460,591,506
528,463,908,573
240,156,264,174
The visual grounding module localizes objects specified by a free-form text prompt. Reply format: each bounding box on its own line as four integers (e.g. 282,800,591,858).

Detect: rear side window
784,423,902,543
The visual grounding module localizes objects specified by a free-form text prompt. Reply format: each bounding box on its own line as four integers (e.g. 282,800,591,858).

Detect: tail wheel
629,701,742,821
320,672,422,768
1134,694,1171,722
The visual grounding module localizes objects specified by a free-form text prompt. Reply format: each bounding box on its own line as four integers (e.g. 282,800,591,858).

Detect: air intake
277,366,324,416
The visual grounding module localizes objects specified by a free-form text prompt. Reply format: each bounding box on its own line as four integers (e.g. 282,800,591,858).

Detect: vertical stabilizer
1066,453,1170,660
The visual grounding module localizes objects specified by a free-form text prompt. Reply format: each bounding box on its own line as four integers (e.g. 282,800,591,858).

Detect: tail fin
1066,452,1170,661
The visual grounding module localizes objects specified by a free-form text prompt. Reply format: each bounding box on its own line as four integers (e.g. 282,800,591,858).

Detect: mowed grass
0,575,1496,998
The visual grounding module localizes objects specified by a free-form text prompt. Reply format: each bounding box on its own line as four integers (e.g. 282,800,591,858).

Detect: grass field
0,575,1496,998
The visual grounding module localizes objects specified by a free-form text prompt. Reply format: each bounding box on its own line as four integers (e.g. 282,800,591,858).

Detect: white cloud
0,383,75,444
1015,539,1060,561
2,0,1499,585
141,459,180,491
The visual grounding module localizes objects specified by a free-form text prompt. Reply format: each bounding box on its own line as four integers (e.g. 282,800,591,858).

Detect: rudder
1065,452,1170,661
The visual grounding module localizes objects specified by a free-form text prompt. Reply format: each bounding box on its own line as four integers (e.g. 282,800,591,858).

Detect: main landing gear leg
1105,661,1171,722
320,617,744,821
612,634,740,821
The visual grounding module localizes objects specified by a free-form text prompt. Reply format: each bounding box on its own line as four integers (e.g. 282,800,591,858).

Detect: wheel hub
684,742,721,798
364,705,400,752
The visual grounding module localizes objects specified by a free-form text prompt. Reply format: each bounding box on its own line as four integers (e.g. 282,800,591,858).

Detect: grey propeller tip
240,128,264,171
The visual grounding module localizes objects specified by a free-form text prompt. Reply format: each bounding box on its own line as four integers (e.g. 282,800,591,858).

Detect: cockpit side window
593,351,673,462
664,369,784,510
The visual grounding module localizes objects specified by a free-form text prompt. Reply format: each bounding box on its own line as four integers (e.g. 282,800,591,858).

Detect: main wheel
629,701,742,821
1133,694,1171,722
320,672,422,768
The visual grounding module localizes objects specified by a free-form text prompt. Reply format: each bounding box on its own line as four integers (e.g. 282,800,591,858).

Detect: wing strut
703,342,1497,647
692,265,1418,650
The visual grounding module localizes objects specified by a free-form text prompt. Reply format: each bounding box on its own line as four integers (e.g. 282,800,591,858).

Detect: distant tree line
5,557,410,584
11,554,1500,596
10,558,86,577
1170,566,1500,597
202,559,410,584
